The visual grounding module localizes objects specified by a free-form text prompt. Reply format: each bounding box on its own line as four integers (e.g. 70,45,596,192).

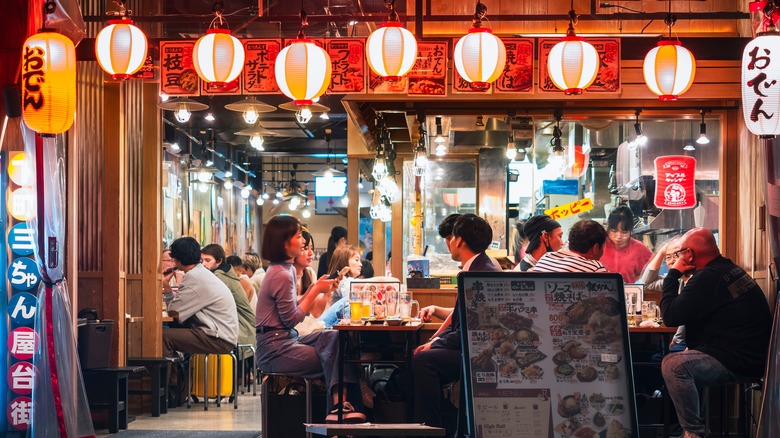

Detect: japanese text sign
654,155,697,209
8,328,38,361
544,198,594,221
6,257,39,292
495,38,534,93
7,397,31,430
408,41,447,96
7,293,37,326
242,39,281,93
327,39,366,94
742,34,780,136
160,41,199,96
538,38,620,93
7,362,34,395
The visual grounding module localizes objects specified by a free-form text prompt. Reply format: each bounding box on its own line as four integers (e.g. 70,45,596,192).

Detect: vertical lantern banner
538,38,621,93
741,33,780,136
452,38,491,94
654,155,697,210
494,38,534,93
160,41,199,96
241,39,281,94
407,41,448,96
327,39,366,94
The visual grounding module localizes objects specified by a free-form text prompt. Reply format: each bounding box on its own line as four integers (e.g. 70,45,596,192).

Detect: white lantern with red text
366,22,417,81
453,28,506,91
21,30,76,136
95,18,148,79
643,40,696,101
742,30,780,136
193,29,245,87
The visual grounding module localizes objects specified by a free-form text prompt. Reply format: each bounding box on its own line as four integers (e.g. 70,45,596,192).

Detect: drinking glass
399,289,419,321
626,302,638,327
361,290,373,320
642,301,661,322
348,289,363,325
385,288,399,319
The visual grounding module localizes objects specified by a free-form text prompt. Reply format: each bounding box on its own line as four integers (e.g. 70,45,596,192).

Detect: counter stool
235,343,257,396
260,371,315,438
186,352,238,411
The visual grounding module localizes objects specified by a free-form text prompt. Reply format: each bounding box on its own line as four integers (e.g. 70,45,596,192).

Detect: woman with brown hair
315,244,363,327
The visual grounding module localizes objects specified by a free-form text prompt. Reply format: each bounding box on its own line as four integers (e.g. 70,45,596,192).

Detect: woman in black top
316,226,348,278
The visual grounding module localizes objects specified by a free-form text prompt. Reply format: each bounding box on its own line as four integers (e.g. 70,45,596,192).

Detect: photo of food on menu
460,273,636,438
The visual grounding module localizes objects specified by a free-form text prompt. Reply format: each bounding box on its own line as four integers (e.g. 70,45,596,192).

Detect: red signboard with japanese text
327,39,366,94
201,78,242,95
160,41,199,96
538,38,620,93
654,156,697,209
495,38,534,93
242,39,281,94
130,54,155,80
408,41,448,96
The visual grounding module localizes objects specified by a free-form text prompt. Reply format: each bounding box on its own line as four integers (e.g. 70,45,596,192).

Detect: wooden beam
720,108,740,261
347,158,359,248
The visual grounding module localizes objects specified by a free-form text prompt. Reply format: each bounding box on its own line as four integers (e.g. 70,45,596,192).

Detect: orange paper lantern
21,30,76,136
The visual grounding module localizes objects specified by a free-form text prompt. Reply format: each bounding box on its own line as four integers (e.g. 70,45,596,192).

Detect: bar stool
186,351,238,411
260,370,315,438
235,343,257,396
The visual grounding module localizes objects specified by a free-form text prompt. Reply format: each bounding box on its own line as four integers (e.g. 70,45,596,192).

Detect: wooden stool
83,366,145,433
127,356,181,417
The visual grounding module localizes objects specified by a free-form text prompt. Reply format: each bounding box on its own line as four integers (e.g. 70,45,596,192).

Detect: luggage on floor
189,354,234,399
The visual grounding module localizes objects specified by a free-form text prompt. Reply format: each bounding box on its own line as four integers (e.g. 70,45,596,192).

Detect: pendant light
546,4,599,95
643,1,696,100
95,0,148,80
21,1,77,136
158,97,208,123
366,0,417,81
412,113,428,176
276,7,332,124
453,0,507,91
225,96,276,125
696,110,710,145
193,1,245,88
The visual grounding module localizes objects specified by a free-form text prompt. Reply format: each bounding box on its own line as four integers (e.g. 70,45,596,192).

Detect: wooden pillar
390,156,404,279
721,108,740,261
347,158,360,248
140,83,162,356
102,81,127,366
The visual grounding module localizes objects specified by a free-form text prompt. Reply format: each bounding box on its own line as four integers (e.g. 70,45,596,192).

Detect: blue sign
7,224,34,257
6,258,39,292
6,294,36,326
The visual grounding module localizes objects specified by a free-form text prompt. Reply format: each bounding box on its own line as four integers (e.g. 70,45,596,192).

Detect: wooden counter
407,287,457,310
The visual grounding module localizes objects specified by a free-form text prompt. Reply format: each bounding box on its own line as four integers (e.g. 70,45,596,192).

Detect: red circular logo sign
8,362,35,395
7,396,32,430
8,327,38,360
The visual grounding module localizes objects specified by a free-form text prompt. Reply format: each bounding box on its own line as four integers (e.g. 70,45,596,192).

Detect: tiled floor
95,391,263,437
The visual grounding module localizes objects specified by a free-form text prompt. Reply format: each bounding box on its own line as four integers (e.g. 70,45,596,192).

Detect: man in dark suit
411,214,498,436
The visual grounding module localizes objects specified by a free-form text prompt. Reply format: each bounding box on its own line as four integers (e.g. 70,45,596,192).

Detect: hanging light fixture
276,7,332,124
372,144,389,181
506,132,517,160
547,3,599,95
193,1,245,88
240,181,252,199
313,129,345,179
236,126,278,151
95,0,148,80
21,2,77,136
413,143,428,177
453,0,506,91
633,110,648,146
433,116,446,144
550,110,564,156
366,0,417,81
224,178,234,189
256,196,264,206
225,96,276,125
696,110,710,144
642,1,696,101
158,97,208,123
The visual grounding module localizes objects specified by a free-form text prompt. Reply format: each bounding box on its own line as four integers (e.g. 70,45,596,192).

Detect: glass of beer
349,289,363,325
361,290,373,320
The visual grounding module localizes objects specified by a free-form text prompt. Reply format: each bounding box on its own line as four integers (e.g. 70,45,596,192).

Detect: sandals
325,401,366,423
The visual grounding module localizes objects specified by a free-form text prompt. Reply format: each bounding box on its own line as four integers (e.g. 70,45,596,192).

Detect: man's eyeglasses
664,254,677,262
673,248,693,258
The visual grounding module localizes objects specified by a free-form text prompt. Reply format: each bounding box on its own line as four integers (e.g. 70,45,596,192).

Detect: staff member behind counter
660,228,771,438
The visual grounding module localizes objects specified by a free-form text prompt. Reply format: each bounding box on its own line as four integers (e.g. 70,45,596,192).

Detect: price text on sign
544,198,594,220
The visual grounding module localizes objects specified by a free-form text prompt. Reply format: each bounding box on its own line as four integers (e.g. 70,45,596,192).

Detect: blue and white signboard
6,294,36,326
6,258,39,292
7,224,34,257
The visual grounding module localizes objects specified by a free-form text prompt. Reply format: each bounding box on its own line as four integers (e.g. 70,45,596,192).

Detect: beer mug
385,288,399,319
642,301,661,322
361,290,373,320
626,302,638,327
347,289,363,325
398,288,419,321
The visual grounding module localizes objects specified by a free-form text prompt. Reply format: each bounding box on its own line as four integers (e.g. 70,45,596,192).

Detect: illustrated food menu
460,274,636,438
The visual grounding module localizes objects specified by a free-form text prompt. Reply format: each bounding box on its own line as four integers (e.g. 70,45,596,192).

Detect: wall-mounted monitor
314,176,347,198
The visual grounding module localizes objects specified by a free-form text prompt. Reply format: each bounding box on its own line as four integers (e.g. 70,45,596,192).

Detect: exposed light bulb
225,169,233,178
197,170,212,183
302,208,311,218
272,198,280,205
320,112,330,120
341,195,349,206
275,190,283,198
288,201,299,211
240,187,250,199
506,145,517,160
205,159,214,167
205,112,215,122
250,135,265,151
295,107,313,124
174,105,191,123
435,145,447,157
224,178,234,189
372,156,388,181
169,142,180,152
697,123,709,144
243,107,259,125
198,183,209,193
434,134,445,144
256,196,264,206
413,146,428,176
636,134,648,146
262,191,270,200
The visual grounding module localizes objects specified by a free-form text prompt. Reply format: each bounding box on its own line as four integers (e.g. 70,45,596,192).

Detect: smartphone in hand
163,267,177,275
328,266,351,279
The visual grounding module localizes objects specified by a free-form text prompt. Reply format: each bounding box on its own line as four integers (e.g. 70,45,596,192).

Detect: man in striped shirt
531,219,608,273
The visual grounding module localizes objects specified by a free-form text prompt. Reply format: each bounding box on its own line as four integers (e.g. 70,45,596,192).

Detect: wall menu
458,272,638,438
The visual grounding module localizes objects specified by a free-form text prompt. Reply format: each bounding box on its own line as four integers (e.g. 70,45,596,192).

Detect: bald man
660,228,771,438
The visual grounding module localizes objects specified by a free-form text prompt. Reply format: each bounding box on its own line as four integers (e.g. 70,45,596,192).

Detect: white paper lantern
95,19,148,79
742,31,780,136
547,34,600,95
453,27,506,90
275,40,332,105
193,29,245,87
643,40,696,101
366,22,417,81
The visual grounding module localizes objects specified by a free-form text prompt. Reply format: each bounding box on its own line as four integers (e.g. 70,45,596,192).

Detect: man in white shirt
532,219,608,273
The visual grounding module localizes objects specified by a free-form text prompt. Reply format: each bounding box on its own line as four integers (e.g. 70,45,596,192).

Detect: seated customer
316,244,365,327
226,254,256,306
640,237,687,350
660,228,771,438
162,237,238,378
201,244,256,352
512,214,563,271
255,216,365,422
600,205,652,283
532,219,608,273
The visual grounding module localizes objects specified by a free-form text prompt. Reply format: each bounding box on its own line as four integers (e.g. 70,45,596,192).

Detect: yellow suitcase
190,354,234,398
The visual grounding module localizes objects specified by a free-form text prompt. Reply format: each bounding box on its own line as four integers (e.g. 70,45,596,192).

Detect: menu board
458,272,638,438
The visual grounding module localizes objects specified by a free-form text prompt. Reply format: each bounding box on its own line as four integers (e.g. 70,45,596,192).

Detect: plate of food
520,364,544,380
498,359,520,378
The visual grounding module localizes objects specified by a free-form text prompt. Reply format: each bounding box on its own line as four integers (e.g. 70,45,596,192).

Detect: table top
305,423,445,436
333,321,423,332
628,325,678,334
